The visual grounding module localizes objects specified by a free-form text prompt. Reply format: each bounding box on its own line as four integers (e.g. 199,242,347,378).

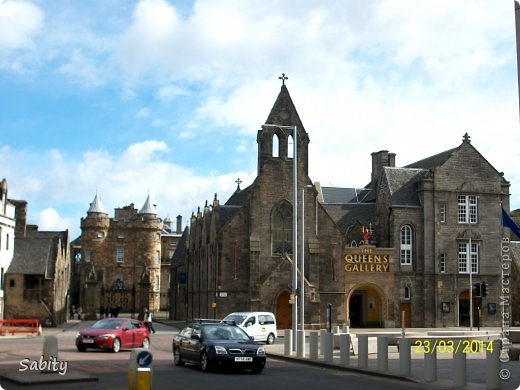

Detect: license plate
234,357,252,362
82,339,94,343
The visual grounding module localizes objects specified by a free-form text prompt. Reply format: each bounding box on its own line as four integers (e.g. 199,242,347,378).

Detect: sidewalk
265,339,519,389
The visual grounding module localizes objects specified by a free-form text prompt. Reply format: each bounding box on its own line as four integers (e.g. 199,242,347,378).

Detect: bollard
322,332,334,363
319,330,326,355
42,335,59,373
297,330,305,358
128,348,153,390
377,336,388,372
339,334,350,366
453,343,466,388
398,338,411,376
284,329,293,356
424,340,437,382
486,339,501,390
309,331,319,361
358,335,368,369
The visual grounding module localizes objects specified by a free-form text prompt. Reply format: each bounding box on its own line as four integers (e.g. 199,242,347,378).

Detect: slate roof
8,235,58,277
171,227,189,268
217,205,242,229
322,203,376,235
225,185,252,206
321,187,372,204
405,147,457,170
382,167,429,206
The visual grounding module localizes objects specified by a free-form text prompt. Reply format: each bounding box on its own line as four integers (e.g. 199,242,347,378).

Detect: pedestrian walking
70,305,75,320
144,308,156,334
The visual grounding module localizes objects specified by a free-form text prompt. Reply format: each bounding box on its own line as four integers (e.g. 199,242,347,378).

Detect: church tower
257,76,310,178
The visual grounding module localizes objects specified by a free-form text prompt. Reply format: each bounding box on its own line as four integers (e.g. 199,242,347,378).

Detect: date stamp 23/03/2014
413,339,495,354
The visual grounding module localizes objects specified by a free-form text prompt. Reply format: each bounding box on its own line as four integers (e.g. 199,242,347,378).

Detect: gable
433,141,507,193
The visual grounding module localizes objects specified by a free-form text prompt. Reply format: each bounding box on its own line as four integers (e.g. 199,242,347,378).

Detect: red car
75,318,150,353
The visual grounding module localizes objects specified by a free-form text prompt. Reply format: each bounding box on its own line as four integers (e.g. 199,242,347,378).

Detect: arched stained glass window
272,202,293,255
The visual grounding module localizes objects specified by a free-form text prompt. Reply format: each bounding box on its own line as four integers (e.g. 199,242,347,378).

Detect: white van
222,312,277,344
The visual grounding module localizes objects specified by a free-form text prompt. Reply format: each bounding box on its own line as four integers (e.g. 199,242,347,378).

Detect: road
0,320,432,390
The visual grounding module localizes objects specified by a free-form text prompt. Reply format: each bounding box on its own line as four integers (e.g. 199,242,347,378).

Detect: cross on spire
235,177,242,191
279,73,288,85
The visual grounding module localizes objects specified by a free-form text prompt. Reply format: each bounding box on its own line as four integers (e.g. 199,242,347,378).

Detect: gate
101,280,136,317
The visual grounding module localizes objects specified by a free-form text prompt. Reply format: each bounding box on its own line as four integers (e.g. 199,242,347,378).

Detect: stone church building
170,82,514,328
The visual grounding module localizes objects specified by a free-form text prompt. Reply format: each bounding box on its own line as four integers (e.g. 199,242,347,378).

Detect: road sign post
128,348,153,390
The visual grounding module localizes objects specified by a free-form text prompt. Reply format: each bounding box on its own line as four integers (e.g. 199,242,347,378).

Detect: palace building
74,194,163,319
170,82,515,328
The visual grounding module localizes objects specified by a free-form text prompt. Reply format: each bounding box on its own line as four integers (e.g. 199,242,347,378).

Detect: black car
172,321,266,373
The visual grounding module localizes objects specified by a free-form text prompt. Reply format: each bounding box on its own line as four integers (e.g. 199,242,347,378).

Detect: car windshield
91,319,124,330
204,325,251,341
222,314,247,324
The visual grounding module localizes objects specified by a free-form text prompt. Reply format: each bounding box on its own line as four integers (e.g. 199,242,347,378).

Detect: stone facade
5,225,70,325
76,195,163,318
170,84,514,329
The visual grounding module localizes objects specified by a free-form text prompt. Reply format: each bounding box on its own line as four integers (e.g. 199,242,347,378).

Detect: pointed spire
139,193,157,215
87,192,107,215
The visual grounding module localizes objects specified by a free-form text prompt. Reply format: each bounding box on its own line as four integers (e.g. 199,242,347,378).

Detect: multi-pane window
272,203,293,255
458,242,479,274
400,225,413,265
439,203,446,223
440,253,446,273
458,195,478,224
116,247,124,263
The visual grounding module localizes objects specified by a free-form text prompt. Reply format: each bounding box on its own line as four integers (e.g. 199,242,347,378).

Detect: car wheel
142,337,150,349
200,351,212,372
77,345,86,352
112,338,121,353
173,347,184,366
266,333,275,345
251,364,264,374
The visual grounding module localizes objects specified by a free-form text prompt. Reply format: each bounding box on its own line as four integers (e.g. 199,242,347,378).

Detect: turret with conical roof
139,193,158,217
87,193,108,217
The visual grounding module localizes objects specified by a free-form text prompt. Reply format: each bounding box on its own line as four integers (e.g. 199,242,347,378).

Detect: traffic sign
137,350,153,367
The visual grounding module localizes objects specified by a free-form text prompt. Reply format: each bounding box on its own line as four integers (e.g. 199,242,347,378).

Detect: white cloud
37,208,73,232
0,0,44,51
3,140,254,237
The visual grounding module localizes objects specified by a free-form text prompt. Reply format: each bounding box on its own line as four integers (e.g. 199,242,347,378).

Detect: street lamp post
263,123,298,350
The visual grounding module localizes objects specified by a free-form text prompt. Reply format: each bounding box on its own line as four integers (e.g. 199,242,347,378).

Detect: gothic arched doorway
348,284,384,328
276,291,292,329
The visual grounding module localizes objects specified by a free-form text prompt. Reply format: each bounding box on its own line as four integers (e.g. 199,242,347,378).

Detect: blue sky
1,0,519,239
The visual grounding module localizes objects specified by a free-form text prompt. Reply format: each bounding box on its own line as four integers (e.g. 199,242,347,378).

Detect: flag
502,208,520,238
